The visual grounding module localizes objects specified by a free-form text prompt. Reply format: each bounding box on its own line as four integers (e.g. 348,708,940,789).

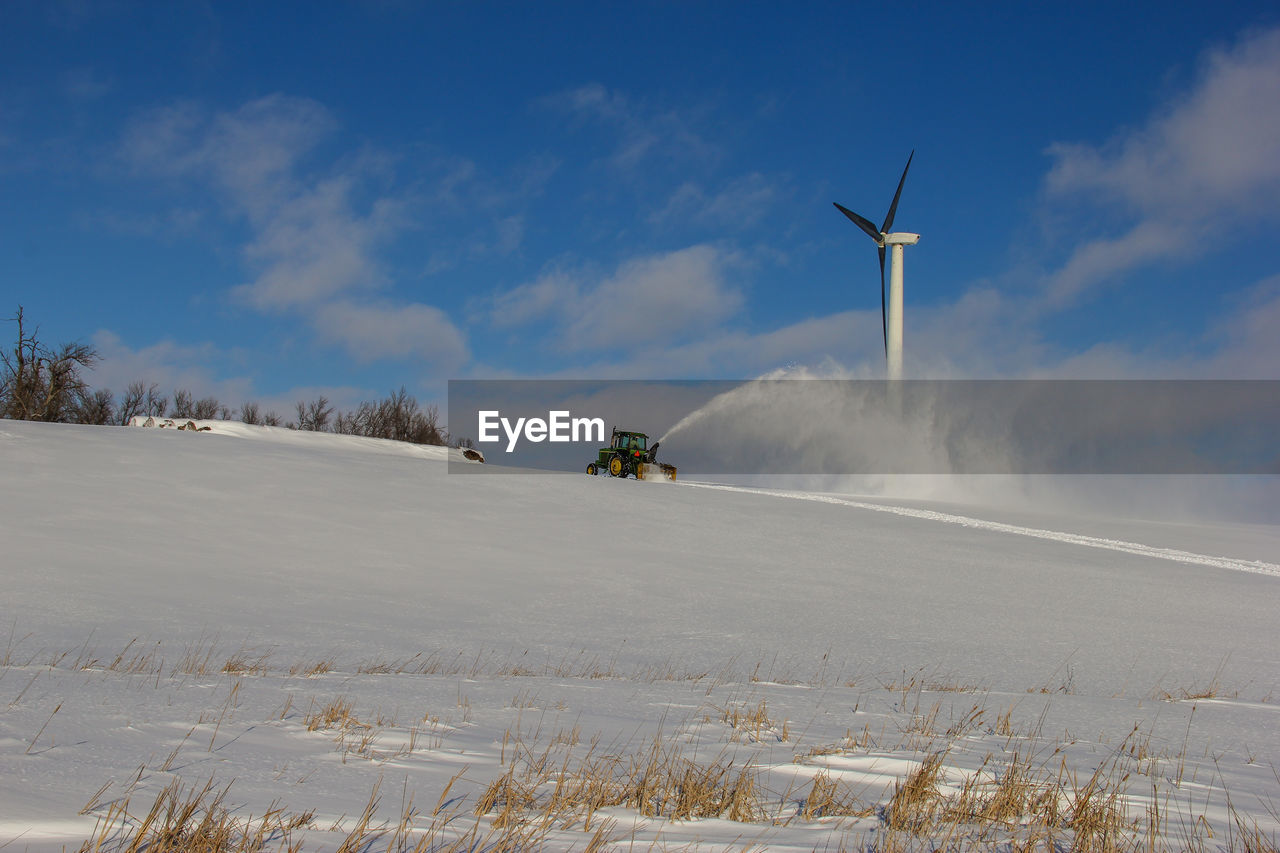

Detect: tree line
1,306,447,446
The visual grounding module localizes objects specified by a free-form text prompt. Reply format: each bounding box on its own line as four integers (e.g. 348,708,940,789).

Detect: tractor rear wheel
608,455,627,477
586,462,598,475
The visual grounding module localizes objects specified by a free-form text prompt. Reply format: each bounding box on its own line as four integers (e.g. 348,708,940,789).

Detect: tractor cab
613,432,646,453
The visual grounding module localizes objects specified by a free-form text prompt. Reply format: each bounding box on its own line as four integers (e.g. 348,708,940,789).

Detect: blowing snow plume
656,372,1280,521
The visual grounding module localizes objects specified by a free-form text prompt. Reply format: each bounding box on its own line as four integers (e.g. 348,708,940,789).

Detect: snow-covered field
1,419,1277,850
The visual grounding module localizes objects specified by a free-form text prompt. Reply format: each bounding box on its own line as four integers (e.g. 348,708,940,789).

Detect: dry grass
21,635,1275,850
303,696,359,732
172,634,222,677
18,637,1032,698
76,772,610,853
789,718,1177,850
78,777,314,853
287,659,334,677
798,773,874,821
796,725,879,761
7,637,766,688
719,699,790,743
1156,657,1236,702
1155,677,1235,702
222,650,271,677
874,744,1141,849
994,704,1016,738
74,638,165,676
67,701,1276,852
473,735,768,829
300,695,386,761
25,701,61,753
884,751,950,833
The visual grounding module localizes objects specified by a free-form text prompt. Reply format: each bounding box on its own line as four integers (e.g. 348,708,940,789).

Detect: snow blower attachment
585,428,676,481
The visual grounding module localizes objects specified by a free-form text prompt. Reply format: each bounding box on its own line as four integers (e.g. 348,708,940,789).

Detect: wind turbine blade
878,245,887,357
833,202,883,243
880,149,914,234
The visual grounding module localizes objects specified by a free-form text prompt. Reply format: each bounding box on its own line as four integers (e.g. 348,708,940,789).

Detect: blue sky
3,1,1279,416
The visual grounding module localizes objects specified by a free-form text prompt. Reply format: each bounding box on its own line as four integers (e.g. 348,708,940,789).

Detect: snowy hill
2,420,1277,850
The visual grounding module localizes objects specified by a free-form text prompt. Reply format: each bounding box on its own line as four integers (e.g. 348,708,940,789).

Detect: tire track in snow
684,482,1280,577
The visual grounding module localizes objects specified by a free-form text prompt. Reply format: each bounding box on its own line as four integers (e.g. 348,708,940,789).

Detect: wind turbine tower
834,151,918,380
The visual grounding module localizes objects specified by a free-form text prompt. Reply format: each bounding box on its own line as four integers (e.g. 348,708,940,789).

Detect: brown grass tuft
720,699,790,743
78,777,313,853
303,696,355,732
800,773,873,821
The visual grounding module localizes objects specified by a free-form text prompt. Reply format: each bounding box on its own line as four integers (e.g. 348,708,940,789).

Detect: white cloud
566,246,742,350
234,176,401,310
312,301,468,369
1201,274,1280,377
490,245,744,352
199,95,337,211
539,83,715,171
121,95,335,208
490,268,577,328
1043,26,1280,302
1047,28,1280,215
119,95,469,369
651,173,779,228
122,96,386,311
1044,221,1194,305
85,330,253,406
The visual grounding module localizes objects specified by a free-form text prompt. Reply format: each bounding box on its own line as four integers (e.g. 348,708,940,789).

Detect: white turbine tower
834,151,918,380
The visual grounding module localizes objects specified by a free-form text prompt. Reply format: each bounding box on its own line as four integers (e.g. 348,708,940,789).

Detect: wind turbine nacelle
882,232,920,246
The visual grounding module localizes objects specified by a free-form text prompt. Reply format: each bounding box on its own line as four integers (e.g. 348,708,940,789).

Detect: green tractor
586,428,677,481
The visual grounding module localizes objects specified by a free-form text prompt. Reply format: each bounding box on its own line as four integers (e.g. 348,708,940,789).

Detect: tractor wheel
608,455,627,478
586,462,598,476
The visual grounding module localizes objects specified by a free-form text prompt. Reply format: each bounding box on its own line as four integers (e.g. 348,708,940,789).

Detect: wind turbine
834,151,918,380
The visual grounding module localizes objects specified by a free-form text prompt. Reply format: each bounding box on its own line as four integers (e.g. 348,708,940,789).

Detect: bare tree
293,396,333,431
118,381,147,424
262,411,281,427
1,306,99,422
310,396,333,431
192,397,221,420
240,402,261,425
117,381,170,423
332,387,446,446
75,388,115,425
169,388,194,419
143,385,167,417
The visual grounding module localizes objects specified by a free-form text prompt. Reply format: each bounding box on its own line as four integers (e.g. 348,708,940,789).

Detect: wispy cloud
121,95,336,210
539,83,716,172
86,330,254,404
650,173,781,229
1043,26,1280,303
234,175,402,310
416,153,554,276
312,300,468,368
1042,221,1194,305
61,67,113,99
119,94,467,367
491,245,744,352
121,95,388,309
1201,274,1280,377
